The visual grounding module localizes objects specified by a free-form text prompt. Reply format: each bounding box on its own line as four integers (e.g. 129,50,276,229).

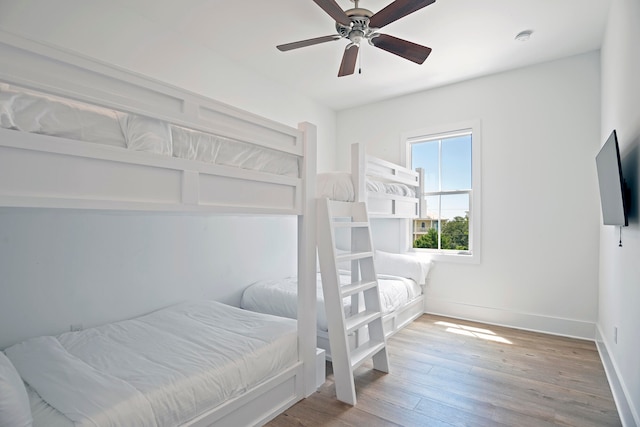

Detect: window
403,121,481,263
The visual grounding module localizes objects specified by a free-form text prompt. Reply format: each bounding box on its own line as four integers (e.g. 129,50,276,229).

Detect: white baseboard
595,326,639,427
424,297,596,340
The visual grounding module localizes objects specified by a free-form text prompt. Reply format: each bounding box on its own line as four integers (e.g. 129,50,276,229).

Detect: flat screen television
596,130,628,226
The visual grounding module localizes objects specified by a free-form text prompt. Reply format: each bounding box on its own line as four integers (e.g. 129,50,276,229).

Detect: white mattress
366,178,416,198
0,83,300,177
240,271,421,332
171,125,299,177
316,172,416,201
0,82,126,148
27,384,73,427
5,300,298,427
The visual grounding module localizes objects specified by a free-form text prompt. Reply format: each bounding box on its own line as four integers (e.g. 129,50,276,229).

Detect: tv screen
596,130,628,226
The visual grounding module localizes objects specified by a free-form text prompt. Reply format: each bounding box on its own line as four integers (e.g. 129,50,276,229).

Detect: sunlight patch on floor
435,321,513,344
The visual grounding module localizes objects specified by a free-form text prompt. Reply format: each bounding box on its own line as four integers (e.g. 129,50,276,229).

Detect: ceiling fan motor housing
336,7,376,43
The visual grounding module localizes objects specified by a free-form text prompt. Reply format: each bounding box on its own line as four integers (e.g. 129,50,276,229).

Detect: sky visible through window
412,134,472,220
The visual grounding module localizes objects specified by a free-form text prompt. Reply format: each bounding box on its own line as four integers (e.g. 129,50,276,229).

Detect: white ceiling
115,0,611,111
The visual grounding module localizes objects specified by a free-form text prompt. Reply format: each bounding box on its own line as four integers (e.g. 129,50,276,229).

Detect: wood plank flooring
268,314,621,427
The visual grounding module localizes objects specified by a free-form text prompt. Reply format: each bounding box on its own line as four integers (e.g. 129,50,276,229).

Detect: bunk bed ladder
316,197,389,405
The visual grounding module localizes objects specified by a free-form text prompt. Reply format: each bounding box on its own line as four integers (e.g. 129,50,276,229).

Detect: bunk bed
0,30,317,427
242,145,430,358
317,142,424,218
241,250,432,358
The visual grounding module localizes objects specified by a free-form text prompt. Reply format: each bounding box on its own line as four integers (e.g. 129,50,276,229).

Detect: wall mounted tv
596,130,629,226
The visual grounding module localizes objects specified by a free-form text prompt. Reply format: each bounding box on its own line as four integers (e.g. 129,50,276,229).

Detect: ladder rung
340,280,378,298
351,340,386,370
345,310,381,334
336,251,373,262
332,221,369,228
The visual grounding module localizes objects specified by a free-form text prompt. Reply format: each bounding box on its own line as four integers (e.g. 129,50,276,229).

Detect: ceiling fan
277,0,435,77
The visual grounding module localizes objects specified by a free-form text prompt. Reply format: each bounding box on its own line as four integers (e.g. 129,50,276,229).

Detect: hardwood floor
268,314,621,427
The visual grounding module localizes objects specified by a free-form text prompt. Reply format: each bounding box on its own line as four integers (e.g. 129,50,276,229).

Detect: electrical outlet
614,326,618,344
70,324,83,332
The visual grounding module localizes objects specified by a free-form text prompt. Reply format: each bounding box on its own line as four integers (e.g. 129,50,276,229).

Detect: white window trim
400,119,482,264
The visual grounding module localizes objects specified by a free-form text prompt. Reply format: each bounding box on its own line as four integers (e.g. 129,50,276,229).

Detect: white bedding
0,83,126,148
172,125,299,177
366,178,416,198
0,83,300,177
316,172,416,201
240,271,421,332
5,300,298,427
27,384,73,427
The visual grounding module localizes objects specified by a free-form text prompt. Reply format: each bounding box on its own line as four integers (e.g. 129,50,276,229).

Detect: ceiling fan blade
277,35,341,51
312,0,351,27
369,0,435,29
338,44,359,77
370,33,432,64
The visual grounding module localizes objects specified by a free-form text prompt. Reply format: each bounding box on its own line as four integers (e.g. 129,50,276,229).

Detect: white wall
0,2,336,348
599,0,640,424
337,53,602,339
0,210,298,349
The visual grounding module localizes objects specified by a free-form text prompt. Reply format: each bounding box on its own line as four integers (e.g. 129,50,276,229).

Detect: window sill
413,249,480,265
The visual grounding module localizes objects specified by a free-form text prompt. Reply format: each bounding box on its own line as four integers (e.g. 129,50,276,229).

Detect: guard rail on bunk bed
0,29,317,427
317,142,424,219
352,142,425,218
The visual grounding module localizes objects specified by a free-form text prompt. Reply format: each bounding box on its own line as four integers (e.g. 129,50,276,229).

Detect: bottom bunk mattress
4,300,298,427
240,271,422,332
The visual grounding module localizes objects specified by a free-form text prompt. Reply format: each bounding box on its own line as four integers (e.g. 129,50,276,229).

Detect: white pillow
0,351,32,427
316,172,355,202
374,250,433,284
117,112,172,156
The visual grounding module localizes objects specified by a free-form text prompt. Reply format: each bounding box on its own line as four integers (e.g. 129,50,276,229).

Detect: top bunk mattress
0,82,300,178
317,172,416,202
4,300,298,427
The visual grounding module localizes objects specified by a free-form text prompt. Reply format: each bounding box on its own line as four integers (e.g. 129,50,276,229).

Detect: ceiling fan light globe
349,29,365,43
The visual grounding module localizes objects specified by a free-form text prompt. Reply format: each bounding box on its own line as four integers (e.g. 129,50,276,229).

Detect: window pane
440,193,469,220
424,195,440,223
412,140,439,192
440,194,469,251
441,135,471,191
413,196,439,249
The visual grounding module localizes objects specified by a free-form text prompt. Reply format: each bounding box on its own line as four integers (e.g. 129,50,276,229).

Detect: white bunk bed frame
316,143,426,357
0,30,317,427
316,276,426,361
351,142,425,219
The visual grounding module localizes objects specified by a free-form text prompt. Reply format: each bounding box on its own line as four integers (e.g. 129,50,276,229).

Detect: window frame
401,120,482,264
